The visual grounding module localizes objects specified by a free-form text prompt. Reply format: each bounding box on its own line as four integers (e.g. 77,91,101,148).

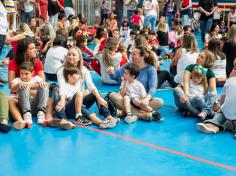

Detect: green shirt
185,64,215,80
64,0,73,7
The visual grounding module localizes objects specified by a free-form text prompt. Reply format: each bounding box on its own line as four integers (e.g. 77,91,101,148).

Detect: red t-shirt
88,28,96,36
8,59,44,77
82,24,88,32
120,56,128,67
58,0,64,7
131,14,141,25
99,37,108,52
148,39,159,47
83,47,94,57
182,0,190,7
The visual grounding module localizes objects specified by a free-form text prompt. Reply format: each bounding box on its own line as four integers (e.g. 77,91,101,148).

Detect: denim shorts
65,94,93,119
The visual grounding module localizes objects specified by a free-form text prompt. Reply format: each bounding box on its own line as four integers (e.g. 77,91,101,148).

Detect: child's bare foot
59,120,76,130
140,103,152,112
198,112,207,120
41,118,61,128
13,121,25,130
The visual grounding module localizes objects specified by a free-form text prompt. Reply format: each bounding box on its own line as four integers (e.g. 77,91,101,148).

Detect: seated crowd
0,1,236,139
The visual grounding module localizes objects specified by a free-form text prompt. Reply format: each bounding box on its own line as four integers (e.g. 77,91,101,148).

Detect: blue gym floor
1,33,236,176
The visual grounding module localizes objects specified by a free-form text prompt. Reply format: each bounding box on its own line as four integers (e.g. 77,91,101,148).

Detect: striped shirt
4,0,16,14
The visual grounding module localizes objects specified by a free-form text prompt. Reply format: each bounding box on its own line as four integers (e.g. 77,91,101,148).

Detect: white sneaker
37,111,45,124
196,123,217,134
23,112,33,125
0,119,8,125
124,115,137,124
99,118,120,129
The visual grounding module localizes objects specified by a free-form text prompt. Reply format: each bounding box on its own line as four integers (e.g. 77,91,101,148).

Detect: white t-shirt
57,66,96,97
0,2,8,35
221,77,236,120
120,79,147,99
189,79,205,98
12,76,43,97
123,34,135,48
24,1,34,13
143,0,158,17
44,46,68,74
174,48,199,83
211,57,226,78
97,52,122,84
64,80,83,99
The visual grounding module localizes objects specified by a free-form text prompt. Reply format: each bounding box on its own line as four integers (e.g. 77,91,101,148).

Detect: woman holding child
45,46,119,129
173,50,217,120
108,45,164,122
8,37,48,129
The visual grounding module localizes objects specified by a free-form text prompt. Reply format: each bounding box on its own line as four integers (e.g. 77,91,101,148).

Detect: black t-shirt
48,0,59,16
157,31,169,46
199,0,217,20
222,41,236,77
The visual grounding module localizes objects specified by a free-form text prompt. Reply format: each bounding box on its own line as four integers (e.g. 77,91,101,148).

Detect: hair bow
195,64,207,76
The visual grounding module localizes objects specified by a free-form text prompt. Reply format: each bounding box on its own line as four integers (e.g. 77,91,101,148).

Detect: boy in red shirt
131,9,142,26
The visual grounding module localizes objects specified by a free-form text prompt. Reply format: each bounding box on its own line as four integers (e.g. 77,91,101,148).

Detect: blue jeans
52,92,111,119
200,18,213,42
173,87,216,116
144,15,157,32
181,14,190,27
190,94,216,116
0,35,6,57
21,11,34,24
53,93,93,119
127,10,135,28
166,14,174,29
65,94,93,119
115,9,123,28
137,0,144,8
204,112,227,131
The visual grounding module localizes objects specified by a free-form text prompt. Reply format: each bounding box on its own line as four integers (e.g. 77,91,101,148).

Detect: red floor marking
78,125,236,172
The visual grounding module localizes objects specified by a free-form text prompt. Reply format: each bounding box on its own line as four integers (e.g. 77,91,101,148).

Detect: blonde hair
191,66,208,93
135,35,148,47
102,37,119,68
201,50,216,69
182,32,198,53
157,21,168,33
64,46,83,77
228,24,236,44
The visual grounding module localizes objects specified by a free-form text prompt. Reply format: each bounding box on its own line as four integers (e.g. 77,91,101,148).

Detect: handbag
104,92,117,116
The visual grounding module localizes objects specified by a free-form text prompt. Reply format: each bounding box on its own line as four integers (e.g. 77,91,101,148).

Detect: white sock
75,113,83,119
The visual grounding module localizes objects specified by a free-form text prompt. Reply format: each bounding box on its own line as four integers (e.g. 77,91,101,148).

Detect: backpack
104,92,117,116
49,83,60,100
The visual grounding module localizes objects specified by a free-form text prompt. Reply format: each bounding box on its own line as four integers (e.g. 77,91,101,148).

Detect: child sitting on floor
197,59,236,137
120,63,162,123
11,62,49,128
187,64,208,118
55,66,118,129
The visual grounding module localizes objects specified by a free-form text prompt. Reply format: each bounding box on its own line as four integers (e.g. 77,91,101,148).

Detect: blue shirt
111,64,157,96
